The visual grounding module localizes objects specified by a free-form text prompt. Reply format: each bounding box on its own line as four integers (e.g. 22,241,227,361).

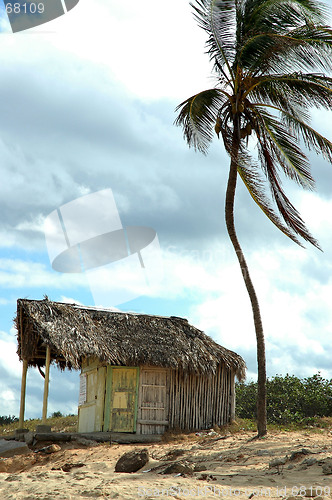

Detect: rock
73,437,98,447
269,457,287,468
162,461,194,475
301,458,317,466
289,449,311,461
115,449,149,473
44,444,61,454
24,432,35,446
0,439,30,458
34,432,71,442
193,464,207,472
36,444,61,454
322,461,332,475
198,473,216,481
257,450,271,456
35,425,52,433
14,428,29,435
164,449,187,461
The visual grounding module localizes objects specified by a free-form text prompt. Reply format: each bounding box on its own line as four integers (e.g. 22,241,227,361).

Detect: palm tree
175,0,332,437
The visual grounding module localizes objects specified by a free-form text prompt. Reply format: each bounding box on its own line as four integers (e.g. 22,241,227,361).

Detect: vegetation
175,0,332,437
0,415,18,426
236,373,332,424
0,413,77,435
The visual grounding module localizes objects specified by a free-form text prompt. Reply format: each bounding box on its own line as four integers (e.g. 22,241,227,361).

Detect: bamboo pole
18,359,28,429
230,370,236,422
42,346,51,424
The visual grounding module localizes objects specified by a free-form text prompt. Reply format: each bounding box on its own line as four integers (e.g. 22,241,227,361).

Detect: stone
43,444,61,454
269,457,287,468
301,458,317,466
162,461,194,475
114,449,149,473
24,432,35,446
193,464,207,472
35,424,52,433
322,461,332,475
14,428,29,435
257,449,270,456
0,439,30,458
164,449,187,461
289,449,310,461
72,437,98,447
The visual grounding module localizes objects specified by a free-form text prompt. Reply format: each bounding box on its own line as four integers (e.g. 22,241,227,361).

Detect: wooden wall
78,357,106,433
77,360,235,434
136,367,169,435
169,365,234,430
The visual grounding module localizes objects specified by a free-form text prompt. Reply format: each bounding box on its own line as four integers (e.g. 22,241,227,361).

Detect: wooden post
42,346,51,424
230,370,236,422
18,359,28,428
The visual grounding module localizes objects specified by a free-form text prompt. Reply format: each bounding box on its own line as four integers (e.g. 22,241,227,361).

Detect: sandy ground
0,429,331,499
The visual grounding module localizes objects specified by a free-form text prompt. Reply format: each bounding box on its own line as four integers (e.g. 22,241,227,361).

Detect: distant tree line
0,415,18,426
236,373,332,424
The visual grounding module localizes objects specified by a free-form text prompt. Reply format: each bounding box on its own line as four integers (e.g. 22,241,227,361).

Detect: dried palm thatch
16,298,246,380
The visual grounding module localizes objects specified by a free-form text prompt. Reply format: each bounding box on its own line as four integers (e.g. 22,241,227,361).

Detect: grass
0,415,331,438
0,414,78,436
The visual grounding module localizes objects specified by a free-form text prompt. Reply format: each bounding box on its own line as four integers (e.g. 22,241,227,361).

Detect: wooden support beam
230,370,236,422
137,419,169,426
18,359,28,428
42,346,51,424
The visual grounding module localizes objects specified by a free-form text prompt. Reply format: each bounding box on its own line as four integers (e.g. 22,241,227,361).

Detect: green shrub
236,372,332,424
0,415,18,426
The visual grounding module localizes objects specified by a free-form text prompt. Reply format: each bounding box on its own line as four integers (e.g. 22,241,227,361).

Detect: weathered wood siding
78,357,106,433
78,359,235,435
169,366,233,430
137,367,169,435
104,366,139,432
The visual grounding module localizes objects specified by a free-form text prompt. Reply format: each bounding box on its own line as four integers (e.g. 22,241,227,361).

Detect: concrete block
0,439,30,458
35,425,52,433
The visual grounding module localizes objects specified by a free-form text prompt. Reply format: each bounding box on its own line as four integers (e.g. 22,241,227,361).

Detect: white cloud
0,258,88,289
0,329,21,378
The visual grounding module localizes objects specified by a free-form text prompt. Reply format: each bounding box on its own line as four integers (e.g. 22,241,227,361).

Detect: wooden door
104,367,139,432
138,368,168,434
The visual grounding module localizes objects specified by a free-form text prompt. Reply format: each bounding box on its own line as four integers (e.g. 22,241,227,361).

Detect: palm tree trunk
225,122,267,437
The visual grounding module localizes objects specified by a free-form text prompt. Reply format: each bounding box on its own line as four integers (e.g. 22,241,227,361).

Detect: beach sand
0,429,331,499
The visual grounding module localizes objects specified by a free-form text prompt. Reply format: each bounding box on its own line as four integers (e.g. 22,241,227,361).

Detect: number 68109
6,3,45,14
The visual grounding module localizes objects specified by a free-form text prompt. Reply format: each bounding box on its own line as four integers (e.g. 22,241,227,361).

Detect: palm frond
236,151,305,246
191,0,236,80
174,89,228,153
282,111,332,162
253,107,315,189
239,27,332,74
251,73,332,112
243,0,329,39
255,129,321,249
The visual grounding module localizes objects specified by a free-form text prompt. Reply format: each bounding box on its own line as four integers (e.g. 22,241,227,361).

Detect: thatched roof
16,298,246,379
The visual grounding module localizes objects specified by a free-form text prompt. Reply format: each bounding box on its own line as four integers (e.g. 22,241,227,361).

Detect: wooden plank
137,419,169,425
139,367,168,435
141,384,166,388
110,367,139,432
103,365,112,431
95,366,107,431
140,407,165,410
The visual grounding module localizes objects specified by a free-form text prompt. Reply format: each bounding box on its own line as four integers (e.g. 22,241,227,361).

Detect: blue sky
0,0,332,419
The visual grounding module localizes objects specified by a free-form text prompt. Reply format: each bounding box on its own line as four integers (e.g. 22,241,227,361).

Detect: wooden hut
16,298,246,435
